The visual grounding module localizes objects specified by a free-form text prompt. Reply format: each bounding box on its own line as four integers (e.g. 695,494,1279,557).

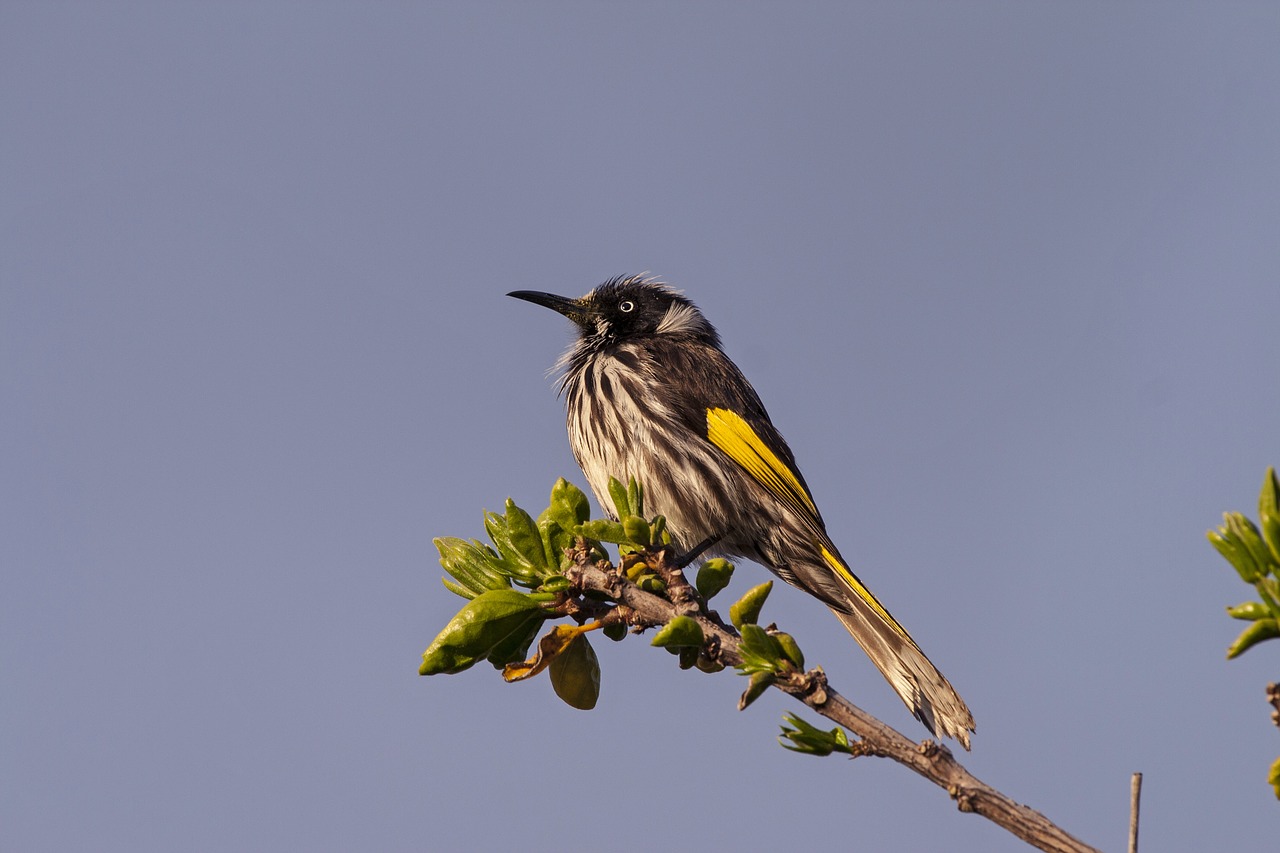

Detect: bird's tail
819,546,975,749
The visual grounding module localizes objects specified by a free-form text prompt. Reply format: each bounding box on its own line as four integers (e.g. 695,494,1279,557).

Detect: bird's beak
507,290,592,324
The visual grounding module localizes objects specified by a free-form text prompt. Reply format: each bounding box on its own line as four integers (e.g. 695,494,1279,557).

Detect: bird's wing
654,340,916,638
704,406,820,527
702,404,908,633
701,402,975,747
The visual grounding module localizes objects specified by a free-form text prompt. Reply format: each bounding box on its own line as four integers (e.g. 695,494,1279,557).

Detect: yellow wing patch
705,407,915,646
705,407,818,519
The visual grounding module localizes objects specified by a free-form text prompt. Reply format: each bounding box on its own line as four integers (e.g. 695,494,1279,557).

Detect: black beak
507,290,589,322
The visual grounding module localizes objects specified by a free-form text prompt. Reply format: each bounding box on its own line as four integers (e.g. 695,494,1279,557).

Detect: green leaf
1259,467,1280,565
607,478,630,520
1269,755,1280,800
434,537,510,597
538,574,571,594
738,622,785,673
420,589,548,675
549,477,591,529
1226,617,1280,659
773,631,805,669
1229,513,1276,578
737,671,774,710
650,515,668,546
483,511,525,579
537,518,571,570
549,633,601,710
695,558,735,600
441,578,475,600
624,558,652,582
579,519,629,545
1208,523,1263,584
505,498,548,572
778,713,855,757
730,581,773,629
1226,601,1272,621
483,507,541,584
651,615,704,649
626,478,644,517
485,611,545,668
538,481,589,567
636,573,666,593
622,514,651,547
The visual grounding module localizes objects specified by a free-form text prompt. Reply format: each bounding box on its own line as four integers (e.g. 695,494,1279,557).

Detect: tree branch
567,552,1103,853
1128,773,1142,853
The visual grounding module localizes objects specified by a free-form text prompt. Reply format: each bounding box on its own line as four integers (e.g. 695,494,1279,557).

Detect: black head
508,275,719,347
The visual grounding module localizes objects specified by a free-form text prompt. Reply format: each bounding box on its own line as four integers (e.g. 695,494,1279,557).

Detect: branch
1128,773,1142,853
423,480,1109,852
567,552,1103,853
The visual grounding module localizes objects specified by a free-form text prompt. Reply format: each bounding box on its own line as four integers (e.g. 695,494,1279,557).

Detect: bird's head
508,275,719,347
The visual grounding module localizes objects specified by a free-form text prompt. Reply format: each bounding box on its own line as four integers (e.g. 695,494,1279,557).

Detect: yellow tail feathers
820,548,975,749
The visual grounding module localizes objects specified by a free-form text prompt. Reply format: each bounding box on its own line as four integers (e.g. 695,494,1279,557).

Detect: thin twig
1128,772,1142,853
567,550,1103,853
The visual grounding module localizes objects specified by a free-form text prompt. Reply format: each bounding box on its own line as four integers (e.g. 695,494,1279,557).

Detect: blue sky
4,3,1279,851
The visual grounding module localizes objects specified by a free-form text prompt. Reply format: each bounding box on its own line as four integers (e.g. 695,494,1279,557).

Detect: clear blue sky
4,4,1279,851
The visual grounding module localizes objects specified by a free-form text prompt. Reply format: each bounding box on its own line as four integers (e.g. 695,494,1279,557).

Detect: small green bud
651,615,705,649
1228,513,1275,578
1208,522,1263,584
483,510,537,583
1227,601,1272,621
441,578,475,600
1259,468,1280,565
548,478,591,529
624,559,650,582
778,713,855,757
738,622,785,671
434,537,510,597
649,515,667,545
505,499,547,569
1226,617,1280,659
622,514,651,547
537,518,571,570
602,619,628,642
539,575,571,594
773,631,805,669
636,573,667,594
738,671,774,710
730,581,773,629
695,558,735,600
579,519,629,545
626,478,644,517
694,654,726,674
607,478,630,519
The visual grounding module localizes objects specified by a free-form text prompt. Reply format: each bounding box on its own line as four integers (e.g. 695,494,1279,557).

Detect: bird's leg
636,535,722,613
651,535,737,630
672,533,723,569
647,547,699,613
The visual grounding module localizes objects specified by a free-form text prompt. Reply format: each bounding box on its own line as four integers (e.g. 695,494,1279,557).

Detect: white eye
619,300,635,313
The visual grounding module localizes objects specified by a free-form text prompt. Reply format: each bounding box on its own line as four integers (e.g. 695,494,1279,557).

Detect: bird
508,275,974,748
